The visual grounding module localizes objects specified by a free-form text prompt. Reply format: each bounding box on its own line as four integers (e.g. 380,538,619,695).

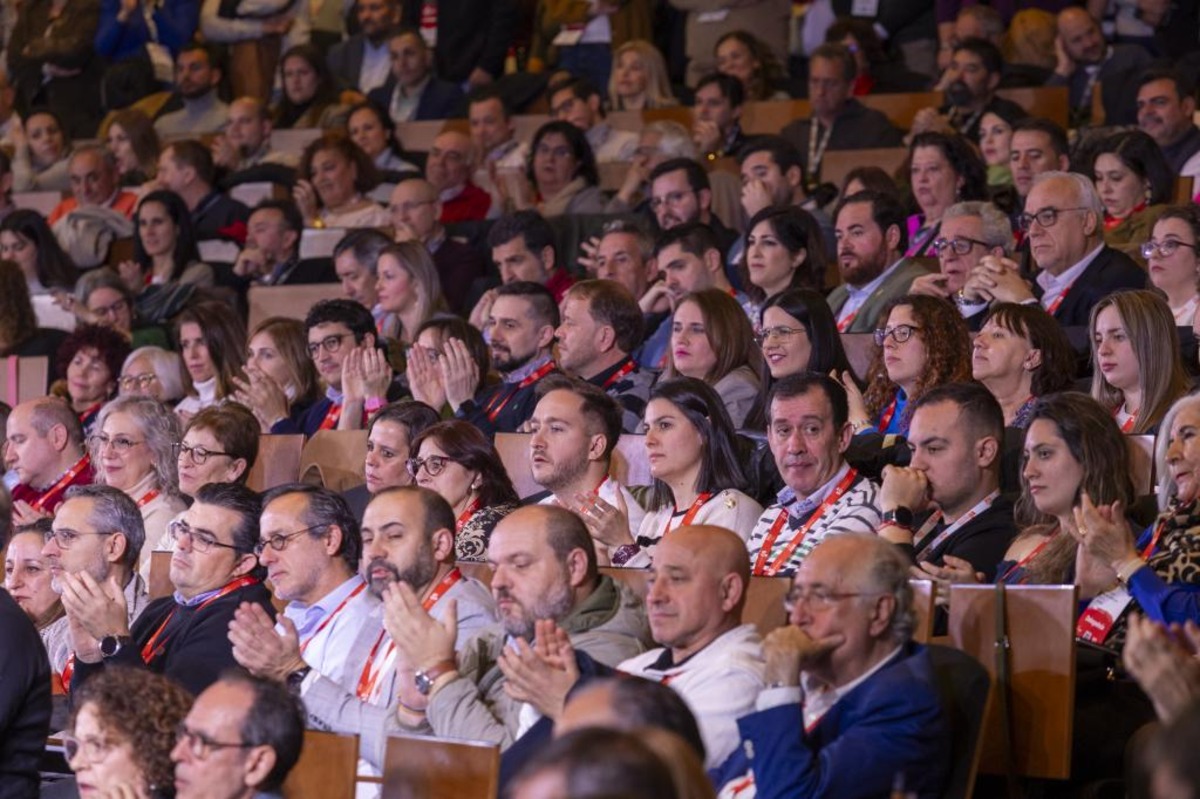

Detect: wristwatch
99,635,133,659
414,660,457,695
881,506,915,530
286,666,312,695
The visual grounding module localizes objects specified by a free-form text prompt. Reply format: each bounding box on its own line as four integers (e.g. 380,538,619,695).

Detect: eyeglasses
253,524,328,557
60,732,114,762
307,333,351,358
756,325,806,346
932,236,991,256
873,324,922,347
783,587,884,614
89,298,128,319
1140,239,1200,259
1016,206,1089,231
168,520,243,554
88,433,145,454
43,527,116,549
649,190,696,211
174,722,255,761
118,372,159,391
405,454,457,477
175,441,233,465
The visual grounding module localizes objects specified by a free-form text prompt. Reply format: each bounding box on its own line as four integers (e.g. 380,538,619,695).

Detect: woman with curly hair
904,132,990,257
715,31,789,101
174,302,248,424
608,41,679,111
0,209,78,294
408,421,520,562
56,323,132,436
65,666,193,799
1089,289,1189,436
91,395,187,575
847,295,973,437
293,132,389,229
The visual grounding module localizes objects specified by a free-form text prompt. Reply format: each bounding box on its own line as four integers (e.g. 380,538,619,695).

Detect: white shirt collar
801,643,904,729
1035,241,1104,311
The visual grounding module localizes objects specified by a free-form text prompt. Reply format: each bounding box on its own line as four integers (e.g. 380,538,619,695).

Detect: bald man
1048,7,1150,127
6,398,94,521
617,526,765,769
426,130,491,224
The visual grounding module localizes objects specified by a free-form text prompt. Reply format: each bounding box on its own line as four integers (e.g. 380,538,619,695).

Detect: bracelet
365,396,386,414
1114,556,1145,586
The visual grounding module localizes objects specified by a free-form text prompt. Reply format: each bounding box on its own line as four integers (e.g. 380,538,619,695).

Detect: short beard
534,455,590,496
366,546,438,599
492,347,536,374
840,248,890,287
498,579,574,641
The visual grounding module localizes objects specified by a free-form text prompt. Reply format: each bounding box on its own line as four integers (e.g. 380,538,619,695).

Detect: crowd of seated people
4,2,1200,797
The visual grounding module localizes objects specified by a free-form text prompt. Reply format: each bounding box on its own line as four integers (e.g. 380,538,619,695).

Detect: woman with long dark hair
0,209,78,293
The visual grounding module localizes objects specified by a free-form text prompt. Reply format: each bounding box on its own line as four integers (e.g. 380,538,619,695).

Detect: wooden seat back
148,550,173,600
910,579,935,644
282,730,359,799
247,283,340,331
947,584,1077,780
299,430,368,491
247,434,305,492
0,356,49,405
821,148,908,189
494,433,652,500
383,733,500,799
14,190,64,217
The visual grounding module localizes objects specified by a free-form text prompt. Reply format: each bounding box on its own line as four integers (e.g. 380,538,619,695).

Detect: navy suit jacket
1038,245,1146,328
368,77,465,122
715,643,950,799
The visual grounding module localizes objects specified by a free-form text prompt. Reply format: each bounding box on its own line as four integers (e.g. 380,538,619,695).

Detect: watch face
100,636,120,657
414,672,434,695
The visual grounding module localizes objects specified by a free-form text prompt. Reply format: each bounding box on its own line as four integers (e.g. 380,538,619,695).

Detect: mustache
367,557,400,586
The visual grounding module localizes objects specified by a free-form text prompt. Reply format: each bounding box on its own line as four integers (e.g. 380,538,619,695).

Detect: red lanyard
876,397,898,432
319,402,342,431
1044,280,1077,317
836,308,857,333
753,469,858,576
484,362,555,423
78,403,102,426
915,490,1000,560
661,492,713,538
354,568,463,701
1141,519,1166,560
137,488,160,508
61,655,76,692
601,359,636,390
999,525,1059,583
298,581,367,654
32,455,90,511
142,576,260,664
456,498,481,532
1117,406,1138,433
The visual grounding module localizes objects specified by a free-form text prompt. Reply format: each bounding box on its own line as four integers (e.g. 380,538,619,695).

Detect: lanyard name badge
914,490,1000,561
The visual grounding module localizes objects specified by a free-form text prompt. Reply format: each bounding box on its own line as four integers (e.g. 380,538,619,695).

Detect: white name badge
697,9,730,23
850,0,879,16
1076,584,1135,644
552,24,585,46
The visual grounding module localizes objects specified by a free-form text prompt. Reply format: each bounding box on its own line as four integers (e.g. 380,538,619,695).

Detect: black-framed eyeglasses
1141,239,1200,259
405,454,457,477
43,527,115,549
175,441,233,465
89,298,128,319
783,587,885,614
253,524,328,557
168,520,243,554
933,236,991,256
174,722,255,761
873,324,922,347
118,372,159,391
756,325,807,346
306,333,351,358
1016,206,1089,231
649,189,696,211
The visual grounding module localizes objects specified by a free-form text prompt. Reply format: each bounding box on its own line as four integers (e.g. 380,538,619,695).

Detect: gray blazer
826,258,933,334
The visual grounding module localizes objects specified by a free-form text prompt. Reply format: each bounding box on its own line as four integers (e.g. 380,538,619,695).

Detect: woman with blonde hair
375,242,448,346
608,41,678,111
1090,289,1189,435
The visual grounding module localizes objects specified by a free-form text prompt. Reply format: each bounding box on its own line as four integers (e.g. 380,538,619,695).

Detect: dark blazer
782,100,905,175
367,76,466,122
433,236,487,314
1038,245,1147,328
0,591,51,799
327,34,368,92
72,579,275,697
402,0,516,83
714,643,950,799
1047,44,1151,127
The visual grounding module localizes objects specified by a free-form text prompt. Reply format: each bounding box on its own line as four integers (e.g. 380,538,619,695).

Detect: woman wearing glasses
746,289,855,430
739,206,826,306
56,323,132,437
64,667,193,799
903,132,989,258
176,406,259,500
232,317,320,433
91,396,187,579
407,421,520,562
504,121,605,218
1143,206,1200,325
972,303,1077,428
846,295,972,437
119,347,186,405
665,289,764,429
67,268,171,351
1089,290,1189,436
174,302,248,425
1090,130,1173,266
